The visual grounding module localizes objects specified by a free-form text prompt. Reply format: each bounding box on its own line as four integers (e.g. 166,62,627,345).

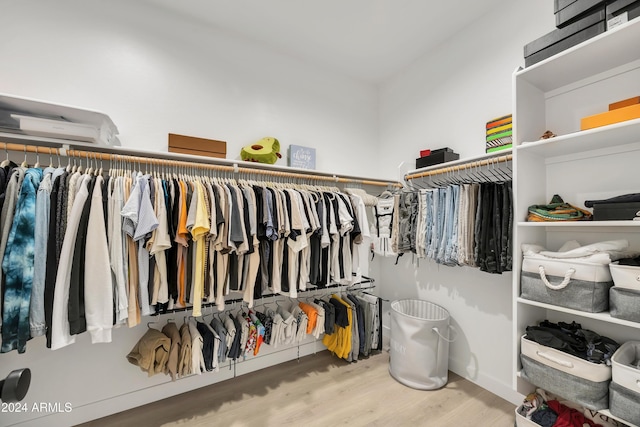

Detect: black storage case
607,0,639,15
555,0,606,27
606,0,640,23
525,8,605,57
525,8,605,67
592,202,640,221
555,0,578,13
415,148,459,169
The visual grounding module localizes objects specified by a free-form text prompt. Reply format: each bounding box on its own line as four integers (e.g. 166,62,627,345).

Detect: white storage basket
612,341,640,393
521,257,613,312
609,261,640,291
514,406,540,427
521,335,611,383
520,335,611,410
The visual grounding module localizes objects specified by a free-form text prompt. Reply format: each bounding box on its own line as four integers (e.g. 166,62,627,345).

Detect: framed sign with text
287,144,316,169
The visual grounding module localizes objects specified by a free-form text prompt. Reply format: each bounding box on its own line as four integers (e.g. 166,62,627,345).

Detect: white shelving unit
512,16,640,427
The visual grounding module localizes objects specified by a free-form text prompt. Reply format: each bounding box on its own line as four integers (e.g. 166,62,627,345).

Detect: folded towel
522,240,638,263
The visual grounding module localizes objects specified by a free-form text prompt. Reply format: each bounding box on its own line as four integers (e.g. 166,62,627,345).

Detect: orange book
609,96,640,111
486,115,512,129
581,103,640,131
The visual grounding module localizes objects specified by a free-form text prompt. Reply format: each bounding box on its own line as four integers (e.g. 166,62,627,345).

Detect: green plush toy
240,137,282,164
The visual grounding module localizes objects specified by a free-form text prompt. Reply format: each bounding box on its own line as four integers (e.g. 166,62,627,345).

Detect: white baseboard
448,359,522,405
7,340,327,427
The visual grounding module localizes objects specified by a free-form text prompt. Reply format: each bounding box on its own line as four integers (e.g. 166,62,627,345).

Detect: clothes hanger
457,163,473,185
33,147,40,169
85,153,93,176
77,154,83,174
66,152,72,172
71,155,78,173
147,321,159,329
487,158,505,182
495,158,512,181
98,154,104,176
20,146,28,168
202,305,214,322
0,143,10,168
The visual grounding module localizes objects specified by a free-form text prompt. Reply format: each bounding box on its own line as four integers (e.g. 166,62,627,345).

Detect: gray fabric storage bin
520,354,609,410
609,381,640,426
521,271,611,312
609,286,640,323
389,300,452,390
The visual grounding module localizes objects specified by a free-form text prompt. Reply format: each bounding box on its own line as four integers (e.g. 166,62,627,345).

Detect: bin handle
536,351,573,368
432,325,456,343
538,265,575,290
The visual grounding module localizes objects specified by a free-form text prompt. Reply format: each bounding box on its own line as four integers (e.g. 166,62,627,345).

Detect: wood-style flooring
79,350,516,427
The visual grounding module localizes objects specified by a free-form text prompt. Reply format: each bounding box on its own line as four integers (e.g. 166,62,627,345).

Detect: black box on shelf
415,148,459,169
555,0,606,27
525,8,605,58
555,0,578,13
592,202,640,220
525,15,605,67
607,0,639,15
606,0,640,28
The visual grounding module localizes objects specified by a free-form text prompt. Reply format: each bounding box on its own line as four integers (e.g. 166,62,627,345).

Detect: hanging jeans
30,172,53,337
436,186,453,263
427,188,444,260
444,185,460,265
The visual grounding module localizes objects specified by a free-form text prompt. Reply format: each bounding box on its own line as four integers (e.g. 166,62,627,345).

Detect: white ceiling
145,0,507,84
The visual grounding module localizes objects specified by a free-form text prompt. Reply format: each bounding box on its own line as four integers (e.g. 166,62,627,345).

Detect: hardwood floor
79,351,516,427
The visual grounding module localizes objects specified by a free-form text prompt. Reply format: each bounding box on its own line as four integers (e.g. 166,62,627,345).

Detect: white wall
377,0,555,404
0,0,379,177
0,1,379,426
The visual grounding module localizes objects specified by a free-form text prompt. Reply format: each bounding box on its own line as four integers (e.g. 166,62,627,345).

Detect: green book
486,144,512,153
486,130,513,142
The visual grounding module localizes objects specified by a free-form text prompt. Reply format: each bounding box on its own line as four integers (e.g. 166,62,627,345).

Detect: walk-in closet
1,1,639,427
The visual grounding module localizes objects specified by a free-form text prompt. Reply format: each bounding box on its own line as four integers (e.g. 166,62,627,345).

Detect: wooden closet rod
405,154,512,181
0,140,402,188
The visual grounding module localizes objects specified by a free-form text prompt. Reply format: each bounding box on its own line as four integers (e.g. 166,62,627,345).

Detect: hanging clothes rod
0,139,402,188
405,153,512,181
151,278,376,316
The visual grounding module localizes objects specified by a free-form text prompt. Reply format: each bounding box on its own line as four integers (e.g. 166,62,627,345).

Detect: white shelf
515,18,640,92
517,298,640,329
404,148,512,177
516,118,640,158
517,221,640,228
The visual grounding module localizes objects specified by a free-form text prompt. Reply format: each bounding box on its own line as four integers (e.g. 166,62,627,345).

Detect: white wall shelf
404,148,512,177
517,221,640,228
517,298,640,330
517,118,640,159
514,18,640,92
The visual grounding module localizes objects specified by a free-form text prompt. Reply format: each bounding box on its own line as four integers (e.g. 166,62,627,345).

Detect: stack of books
486,114,512,153
581,96,640,131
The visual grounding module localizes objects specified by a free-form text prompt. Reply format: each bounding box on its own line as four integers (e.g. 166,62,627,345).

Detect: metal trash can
389,299,454,390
